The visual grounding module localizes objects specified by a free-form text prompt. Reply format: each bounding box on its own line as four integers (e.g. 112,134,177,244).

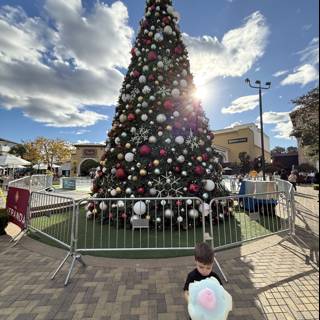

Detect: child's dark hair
195,242,214,264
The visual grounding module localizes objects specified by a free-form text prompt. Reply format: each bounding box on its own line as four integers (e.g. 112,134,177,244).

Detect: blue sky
0,0,318,148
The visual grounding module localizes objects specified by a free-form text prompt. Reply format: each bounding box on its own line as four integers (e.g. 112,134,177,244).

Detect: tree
290,87,319,160
271,146,285,155
24,137,72,170
9,144,27,158
286,146,298,154
238,152,251,174
92,0,226,203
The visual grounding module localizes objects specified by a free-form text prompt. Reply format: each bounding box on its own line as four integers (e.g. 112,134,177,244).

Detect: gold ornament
117,153,124,160
197,156,203,162
153,160,160,166
116,187,122,194
132,176,138,182
140,169,147,176
125,143,131,149
166,125,173,131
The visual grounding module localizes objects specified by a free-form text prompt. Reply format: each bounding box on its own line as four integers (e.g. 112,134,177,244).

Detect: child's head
194,242,214,276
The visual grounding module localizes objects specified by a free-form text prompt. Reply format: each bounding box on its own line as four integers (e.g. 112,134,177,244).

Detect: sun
193,86,207,101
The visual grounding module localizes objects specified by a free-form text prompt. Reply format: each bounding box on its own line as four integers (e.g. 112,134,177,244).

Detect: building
71,144,105,176
0,138,18,155
212,123,271,164
271,153,299,172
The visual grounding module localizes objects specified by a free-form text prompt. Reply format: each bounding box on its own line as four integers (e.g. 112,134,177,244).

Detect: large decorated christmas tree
92,0,227,204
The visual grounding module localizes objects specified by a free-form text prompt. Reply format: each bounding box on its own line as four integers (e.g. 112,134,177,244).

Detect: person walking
288,171,298,191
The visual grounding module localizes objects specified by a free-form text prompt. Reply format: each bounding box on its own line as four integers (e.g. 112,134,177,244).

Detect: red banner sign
6,187,30,230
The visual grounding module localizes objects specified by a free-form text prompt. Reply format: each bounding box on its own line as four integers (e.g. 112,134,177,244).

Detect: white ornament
139,75,146,83
199,203,210,216
177,155,185,163
142,86,151,94
119,114,127,123
175,136,184,145
203,180,215,191
164,25,173,34
171,88,180,98
177,216,183,223
165,209,174,218
110,189,117,197
86,211,93,219
141,114,148,121
99,202,108,211
150,188,158,196
125,153,134,162
156,114,167,123
157,61,164,69
149,136,157,143
173,111,180,117
189,209,199,219
154,33,163,42
180,79,188,87
133,201,147,215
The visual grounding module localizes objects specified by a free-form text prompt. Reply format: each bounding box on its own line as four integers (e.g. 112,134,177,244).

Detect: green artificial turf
28,206,287,259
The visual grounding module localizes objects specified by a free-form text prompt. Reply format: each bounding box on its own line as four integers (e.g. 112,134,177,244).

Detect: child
184,242,222,304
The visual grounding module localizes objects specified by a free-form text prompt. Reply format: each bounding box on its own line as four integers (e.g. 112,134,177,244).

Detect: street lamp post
245,78,271,181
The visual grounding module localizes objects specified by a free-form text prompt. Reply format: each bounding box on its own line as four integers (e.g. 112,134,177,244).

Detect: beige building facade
213,124,271,164
71,144,105,176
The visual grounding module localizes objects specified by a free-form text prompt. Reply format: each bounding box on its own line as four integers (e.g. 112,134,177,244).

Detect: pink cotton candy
197,288,217,310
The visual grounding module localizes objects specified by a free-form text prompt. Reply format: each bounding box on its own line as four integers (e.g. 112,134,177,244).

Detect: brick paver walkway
0,231,318,320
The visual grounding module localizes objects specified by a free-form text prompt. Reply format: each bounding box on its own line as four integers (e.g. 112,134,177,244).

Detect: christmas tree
92,0,227,205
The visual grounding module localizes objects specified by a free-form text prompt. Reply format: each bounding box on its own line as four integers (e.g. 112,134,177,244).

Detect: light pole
245,78,271,181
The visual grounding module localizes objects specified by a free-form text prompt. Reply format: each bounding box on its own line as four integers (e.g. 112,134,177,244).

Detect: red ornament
127,113,135,121
174,166,181,173
137,187,145,194
148,51,157,61
121,213,127,219
116,168,127,180
162,16,170,24
176,200,183,206
174,121,182,129
131,48,136,56
140,145,152,156
148,74,155,81
189,184,200,193
202,153,209,161
145,39,152,45
159,149,167,157
164,99,174,110
174,46,183,55
132,70,140,78
194,165,205,176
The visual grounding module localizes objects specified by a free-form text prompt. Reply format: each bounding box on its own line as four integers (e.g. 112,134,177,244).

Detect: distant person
280,170,288,181
288,171,297,191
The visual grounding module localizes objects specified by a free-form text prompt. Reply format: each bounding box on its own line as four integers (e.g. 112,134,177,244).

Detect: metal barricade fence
209,191,290,250
76,197,205,252
294,192,319,237
28,191,76,250
8,175,53,192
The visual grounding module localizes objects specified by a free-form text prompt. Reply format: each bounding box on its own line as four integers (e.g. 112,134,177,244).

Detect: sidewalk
0,230,318,320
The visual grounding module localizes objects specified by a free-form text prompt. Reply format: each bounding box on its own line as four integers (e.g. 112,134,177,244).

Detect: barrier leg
51,251,71,280
9,229,27,244
214,257,228,283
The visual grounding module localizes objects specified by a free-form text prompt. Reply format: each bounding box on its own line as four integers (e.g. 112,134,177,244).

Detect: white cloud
222,95,259,114
281,38,319,87
273,70,289,77
76,139,90,144
256,112,293,140
298,38,319,65
258,111,290,124
0,1,133,127
225,121,243,128
281,64,318,86
76,129,91,135
272,122,294,140
183,11,269,85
